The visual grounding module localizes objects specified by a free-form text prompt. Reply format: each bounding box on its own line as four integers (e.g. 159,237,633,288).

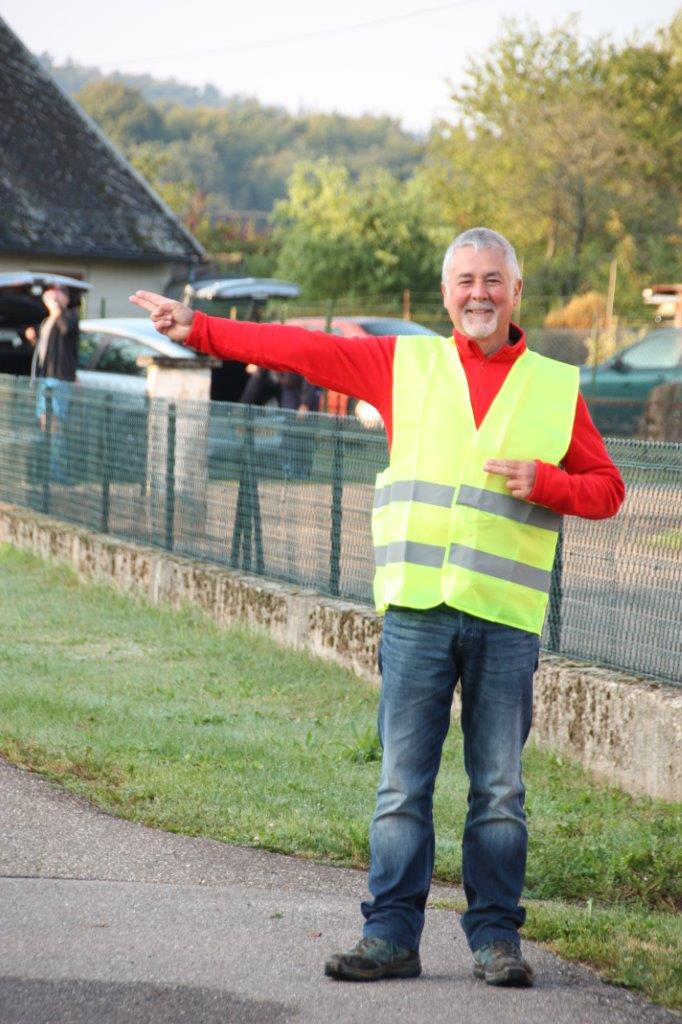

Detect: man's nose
470,278,489,301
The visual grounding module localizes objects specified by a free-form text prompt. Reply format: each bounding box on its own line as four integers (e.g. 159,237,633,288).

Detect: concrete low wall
1,501,679,803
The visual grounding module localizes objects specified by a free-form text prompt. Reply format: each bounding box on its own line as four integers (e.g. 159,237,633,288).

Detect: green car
579,326,682,437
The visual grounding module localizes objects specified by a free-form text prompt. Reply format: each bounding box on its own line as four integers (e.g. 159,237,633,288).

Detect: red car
283,315,438,421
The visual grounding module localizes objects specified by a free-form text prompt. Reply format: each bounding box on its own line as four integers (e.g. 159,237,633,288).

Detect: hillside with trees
42,13,681,320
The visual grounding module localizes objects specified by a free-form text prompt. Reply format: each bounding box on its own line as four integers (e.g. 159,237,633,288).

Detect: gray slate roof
0,17,204,263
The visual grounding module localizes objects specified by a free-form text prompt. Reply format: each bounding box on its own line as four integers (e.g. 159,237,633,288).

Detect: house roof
0,17,204,264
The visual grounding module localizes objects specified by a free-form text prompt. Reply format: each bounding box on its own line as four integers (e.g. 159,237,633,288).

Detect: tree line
47,13,681,322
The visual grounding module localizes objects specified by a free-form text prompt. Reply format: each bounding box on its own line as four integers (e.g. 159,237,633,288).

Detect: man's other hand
129,291,194,344
484,459,537,500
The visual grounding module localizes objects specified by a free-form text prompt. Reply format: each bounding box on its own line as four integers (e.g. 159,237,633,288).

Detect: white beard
461,307,499,340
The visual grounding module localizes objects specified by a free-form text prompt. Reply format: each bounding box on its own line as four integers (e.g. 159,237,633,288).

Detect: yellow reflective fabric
371,335,579,634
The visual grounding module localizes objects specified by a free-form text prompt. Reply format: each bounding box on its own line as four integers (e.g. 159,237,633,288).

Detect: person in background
279,371,322,479
25,286,79,482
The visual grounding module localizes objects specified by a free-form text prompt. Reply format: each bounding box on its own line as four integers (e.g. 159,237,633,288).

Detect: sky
3,0,679,132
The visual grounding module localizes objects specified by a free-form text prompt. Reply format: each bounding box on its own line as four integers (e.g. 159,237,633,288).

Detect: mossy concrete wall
1,501,679,803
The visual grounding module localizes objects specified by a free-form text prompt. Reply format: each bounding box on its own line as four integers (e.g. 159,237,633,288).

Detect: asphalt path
1,758,678,1024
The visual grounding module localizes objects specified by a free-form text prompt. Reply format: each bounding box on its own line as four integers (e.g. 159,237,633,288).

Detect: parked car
579,326,682,437
284,315,438,423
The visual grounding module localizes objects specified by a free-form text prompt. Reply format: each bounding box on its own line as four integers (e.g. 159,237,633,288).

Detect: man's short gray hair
441,227,521,282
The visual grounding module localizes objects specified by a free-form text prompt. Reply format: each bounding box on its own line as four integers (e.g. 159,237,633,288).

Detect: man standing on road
131,227,624,988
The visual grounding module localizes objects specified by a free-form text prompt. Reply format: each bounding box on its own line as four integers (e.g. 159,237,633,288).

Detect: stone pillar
138,355,218,551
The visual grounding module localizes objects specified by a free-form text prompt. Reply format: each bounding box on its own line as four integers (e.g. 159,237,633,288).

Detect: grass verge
430,897,681,1009
0,544,680,1008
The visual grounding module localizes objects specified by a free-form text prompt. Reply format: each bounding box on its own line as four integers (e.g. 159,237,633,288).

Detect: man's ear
513,278,523,308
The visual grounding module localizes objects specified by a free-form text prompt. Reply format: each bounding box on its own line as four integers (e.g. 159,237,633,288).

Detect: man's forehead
449,246,509,274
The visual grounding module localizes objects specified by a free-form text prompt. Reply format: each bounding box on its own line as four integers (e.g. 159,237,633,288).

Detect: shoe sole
473,964,534,987
325,959,422,982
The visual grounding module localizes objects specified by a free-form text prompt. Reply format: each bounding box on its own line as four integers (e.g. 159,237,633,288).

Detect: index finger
485,459,520,474
129,290,171,312
134,290,171,304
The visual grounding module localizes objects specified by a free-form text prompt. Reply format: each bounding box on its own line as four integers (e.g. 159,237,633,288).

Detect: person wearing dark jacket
27,286,79,482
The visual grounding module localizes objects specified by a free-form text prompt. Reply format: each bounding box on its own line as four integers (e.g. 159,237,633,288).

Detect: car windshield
357,319,437,337
94,336,153,377
619,328,682,369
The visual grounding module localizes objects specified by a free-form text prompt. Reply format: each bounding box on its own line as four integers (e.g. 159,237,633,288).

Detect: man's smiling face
441,246,522,351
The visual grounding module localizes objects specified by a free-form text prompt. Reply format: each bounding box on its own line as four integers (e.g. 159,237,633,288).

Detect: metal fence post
230,406,263,573
101,392,113,533
547,525,563,652
330,416,343,596
41,390,53,514
165,401,176,552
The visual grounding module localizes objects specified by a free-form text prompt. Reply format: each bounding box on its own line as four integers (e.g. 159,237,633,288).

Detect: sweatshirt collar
453,321,526,363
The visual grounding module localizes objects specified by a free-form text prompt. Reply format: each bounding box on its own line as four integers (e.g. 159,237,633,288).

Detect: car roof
186,277,300,301
284,315,438,336
80,317,195,359
0,271,92,291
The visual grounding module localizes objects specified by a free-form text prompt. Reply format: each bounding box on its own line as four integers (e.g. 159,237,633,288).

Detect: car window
620,329,682,370
358,319,436,336
94,336,152,377
78,329,105,369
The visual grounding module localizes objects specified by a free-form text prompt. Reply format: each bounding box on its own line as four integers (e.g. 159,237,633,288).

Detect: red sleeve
187,311,396,440
528,393,625,519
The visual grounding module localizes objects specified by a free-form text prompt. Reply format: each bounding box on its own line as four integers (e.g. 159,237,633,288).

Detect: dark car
579,326,682,437
184,277,301,403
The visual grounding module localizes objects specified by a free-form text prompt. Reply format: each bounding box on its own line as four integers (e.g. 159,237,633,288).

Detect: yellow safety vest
371,335,579,634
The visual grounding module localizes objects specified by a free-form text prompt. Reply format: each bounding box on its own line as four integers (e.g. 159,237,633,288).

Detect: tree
273,161,440,299
423,16,680,309
74,81,165,149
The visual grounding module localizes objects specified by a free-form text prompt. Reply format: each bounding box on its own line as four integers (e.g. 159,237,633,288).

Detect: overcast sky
3,0,679,131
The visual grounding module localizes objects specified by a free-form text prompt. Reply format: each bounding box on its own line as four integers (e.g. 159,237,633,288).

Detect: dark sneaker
324,936,421,981
473,939,534,987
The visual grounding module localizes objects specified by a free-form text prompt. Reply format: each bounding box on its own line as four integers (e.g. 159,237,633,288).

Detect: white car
77,317,196,392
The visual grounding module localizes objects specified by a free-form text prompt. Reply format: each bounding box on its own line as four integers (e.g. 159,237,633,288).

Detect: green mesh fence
0,375,680,686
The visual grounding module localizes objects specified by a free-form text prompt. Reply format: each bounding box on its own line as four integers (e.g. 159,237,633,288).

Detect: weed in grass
339,723,382,765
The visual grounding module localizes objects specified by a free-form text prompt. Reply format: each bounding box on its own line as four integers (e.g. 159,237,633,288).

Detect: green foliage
273,160,441,298
423,15,681,309
67,69,423,215
74,81,166,148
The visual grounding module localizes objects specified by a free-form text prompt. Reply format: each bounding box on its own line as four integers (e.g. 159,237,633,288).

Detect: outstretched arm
129,291,396,431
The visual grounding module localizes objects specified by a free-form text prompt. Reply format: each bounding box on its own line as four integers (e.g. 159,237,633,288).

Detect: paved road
1,758,678,1024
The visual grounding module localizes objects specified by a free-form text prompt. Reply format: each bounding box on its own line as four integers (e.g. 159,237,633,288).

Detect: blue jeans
361,605,539,953
36,378,71,484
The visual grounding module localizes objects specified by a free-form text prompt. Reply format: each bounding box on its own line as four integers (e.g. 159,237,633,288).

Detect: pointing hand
129,291,194,344
484,459,537,500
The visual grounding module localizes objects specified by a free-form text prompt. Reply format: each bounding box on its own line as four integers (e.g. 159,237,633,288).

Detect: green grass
430,897,682,1009
0,544,680,1007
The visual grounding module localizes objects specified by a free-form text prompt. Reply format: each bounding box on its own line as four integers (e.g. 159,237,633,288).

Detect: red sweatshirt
187,312,625,519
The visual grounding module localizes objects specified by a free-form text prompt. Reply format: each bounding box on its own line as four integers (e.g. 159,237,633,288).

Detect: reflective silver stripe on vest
374,480,456,509
456,484,561,533
374,540,446,568
448,543,552,593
